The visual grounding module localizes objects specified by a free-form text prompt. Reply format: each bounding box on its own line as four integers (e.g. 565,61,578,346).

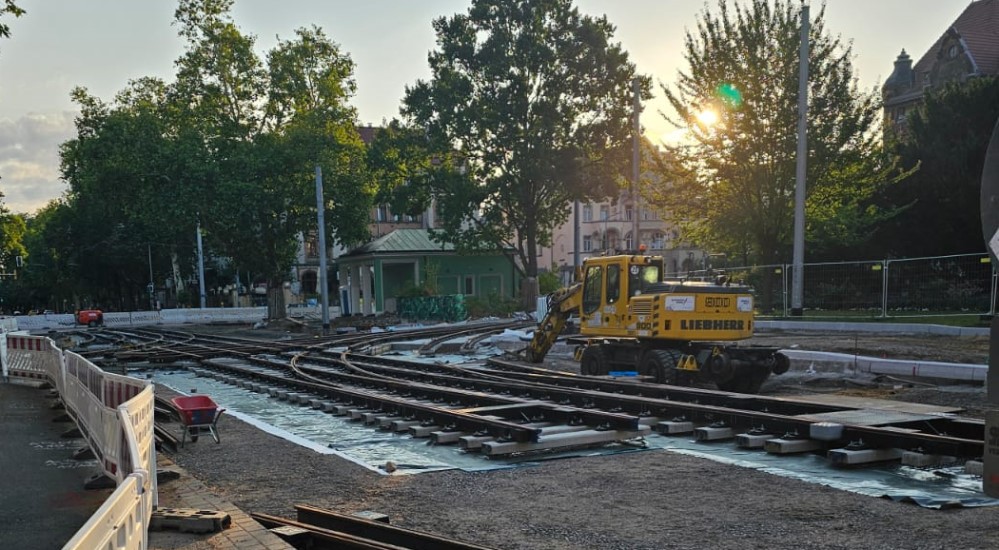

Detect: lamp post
196,220,207,309
147,244,155,310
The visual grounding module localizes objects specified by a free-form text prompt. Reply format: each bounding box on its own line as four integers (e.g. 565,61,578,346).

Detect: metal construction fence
669,253,997,319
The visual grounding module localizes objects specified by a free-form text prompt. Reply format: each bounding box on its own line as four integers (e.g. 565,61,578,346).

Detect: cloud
0,111,77,214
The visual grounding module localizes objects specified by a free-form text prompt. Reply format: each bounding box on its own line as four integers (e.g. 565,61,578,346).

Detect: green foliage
465,293,520,318
396,261,442,297
54,1,373,307
0,0,24,43
652,0,897,265
876,76,999,256
538,270,561,294
401,0,650,278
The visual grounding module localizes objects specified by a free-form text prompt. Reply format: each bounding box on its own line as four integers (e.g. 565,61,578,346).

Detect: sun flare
696,108,719,127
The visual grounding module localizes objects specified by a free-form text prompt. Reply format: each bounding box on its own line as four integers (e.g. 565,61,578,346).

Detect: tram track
84,322,988,466
252,503,496,549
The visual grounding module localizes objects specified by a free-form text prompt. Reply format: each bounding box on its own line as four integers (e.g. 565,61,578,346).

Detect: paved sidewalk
0,381,108,549
150,455,293,550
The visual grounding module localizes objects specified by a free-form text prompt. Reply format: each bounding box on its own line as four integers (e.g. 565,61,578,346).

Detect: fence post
782,264,789,317
992,264,997,316
881,259,889,319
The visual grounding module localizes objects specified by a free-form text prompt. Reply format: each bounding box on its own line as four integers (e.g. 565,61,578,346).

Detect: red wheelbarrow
171,395,225,446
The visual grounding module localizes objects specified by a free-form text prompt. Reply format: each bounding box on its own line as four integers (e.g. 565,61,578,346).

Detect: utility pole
573,200,580,269
316,165,331,334
147,244,155,310
791,2,809,317
196,220,207,309
980,118,999,497
632,77,641,251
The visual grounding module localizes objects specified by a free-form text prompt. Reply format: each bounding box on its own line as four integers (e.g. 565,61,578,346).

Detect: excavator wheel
716,366,770,394
640,349,680,385
580,345,608,376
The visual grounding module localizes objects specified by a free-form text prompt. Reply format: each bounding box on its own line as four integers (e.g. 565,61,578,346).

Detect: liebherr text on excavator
526,253,789,394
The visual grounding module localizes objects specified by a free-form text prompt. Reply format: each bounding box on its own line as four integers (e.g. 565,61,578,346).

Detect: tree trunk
267,286,286,320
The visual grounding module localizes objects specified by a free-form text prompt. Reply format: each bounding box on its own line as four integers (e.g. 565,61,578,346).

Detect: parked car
76,309,104,327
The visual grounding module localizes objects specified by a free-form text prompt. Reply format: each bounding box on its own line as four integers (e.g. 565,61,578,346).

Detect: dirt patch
746,329,990,365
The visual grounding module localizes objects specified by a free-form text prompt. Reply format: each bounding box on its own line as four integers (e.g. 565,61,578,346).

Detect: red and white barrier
3,333,157,550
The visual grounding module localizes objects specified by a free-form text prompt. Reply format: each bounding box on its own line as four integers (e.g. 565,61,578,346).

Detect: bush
538,270,561,294
465,293,520,318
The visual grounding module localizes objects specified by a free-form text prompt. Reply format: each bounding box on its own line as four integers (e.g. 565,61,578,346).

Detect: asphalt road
0,382,109,549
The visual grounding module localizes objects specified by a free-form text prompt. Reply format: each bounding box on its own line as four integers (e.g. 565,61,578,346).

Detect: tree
401,0,649,280
170,1,372,286
60,82,199,309
652,0,896,267
875,76,999,257
0,197,26,274
0,0,24,45
58,0,373,307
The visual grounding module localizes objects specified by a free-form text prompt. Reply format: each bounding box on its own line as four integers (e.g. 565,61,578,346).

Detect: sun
696,108,719,127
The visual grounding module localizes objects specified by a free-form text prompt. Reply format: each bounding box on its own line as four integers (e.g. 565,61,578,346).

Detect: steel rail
294,503,498,550
103,325,987,458
331,353,985,457
200,357,549,442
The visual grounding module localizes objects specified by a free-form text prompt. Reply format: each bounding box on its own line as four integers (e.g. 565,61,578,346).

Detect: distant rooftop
914,0,999,77
342,229,454,257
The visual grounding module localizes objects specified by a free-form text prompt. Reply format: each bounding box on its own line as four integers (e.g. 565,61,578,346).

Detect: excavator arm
525,282,583,363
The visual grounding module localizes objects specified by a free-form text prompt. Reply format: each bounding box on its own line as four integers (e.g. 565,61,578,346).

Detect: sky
0,0,972,214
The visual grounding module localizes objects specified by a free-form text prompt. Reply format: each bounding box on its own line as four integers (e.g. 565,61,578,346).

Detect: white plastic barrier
63,352,149,479
61,471,148,550
4,334,157,550
10,307,267,331
12,313,75,331
5,334,62,388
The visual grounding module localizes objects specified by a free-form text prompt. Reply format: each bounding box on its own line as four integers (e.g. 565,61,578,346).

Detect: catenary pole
196,220,207,309
632,77,641,251
791,2,809,317
316,165,331,333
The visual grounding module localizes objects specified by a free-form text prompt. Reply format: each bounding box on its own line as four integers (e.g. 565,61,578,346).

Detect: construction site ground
150,319,996,550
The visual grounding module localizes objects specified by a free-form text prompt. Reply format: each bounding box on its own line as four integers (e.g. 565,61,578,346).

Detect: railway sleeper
409,425,441,438
828,447,904,466
481,426,652,456
736,431,777,448
901,450,958,468
387,420,422,432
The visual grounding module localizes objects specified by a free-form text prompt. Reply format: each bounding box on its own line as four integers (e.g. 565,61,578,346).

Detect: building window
625,206,634,221
464,275,475,295
305,235,319,258
375,205,389,222
652,232,665,250
948,44,959,59
583,205,593,222
599,205,609,221
583,235,593,252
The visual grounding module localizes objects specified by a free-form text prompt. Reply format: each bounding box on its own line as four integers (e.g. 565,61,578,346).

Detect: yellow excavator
526,253,789,394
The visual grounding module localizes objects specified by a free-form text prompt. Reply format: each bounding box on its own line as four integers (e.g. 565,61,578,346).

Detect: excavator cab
578,255,665,337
